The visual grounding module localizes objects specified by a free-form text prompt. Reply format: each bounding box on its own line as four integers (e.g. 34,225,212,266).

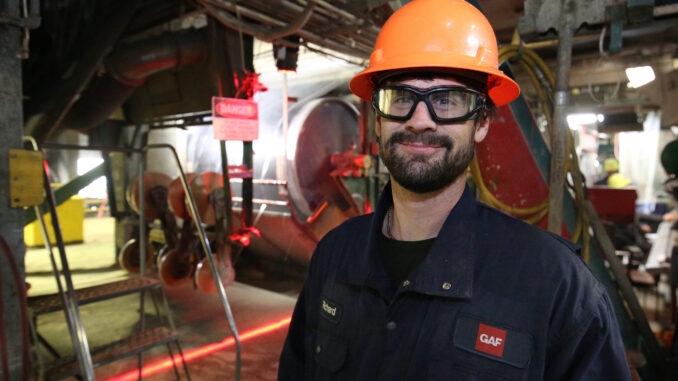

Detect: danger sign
212,97,259,141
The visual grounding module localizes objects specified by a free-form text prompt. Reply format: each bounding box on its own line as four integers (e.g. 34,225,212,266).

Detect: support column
0,0,27,379
547,0,575,234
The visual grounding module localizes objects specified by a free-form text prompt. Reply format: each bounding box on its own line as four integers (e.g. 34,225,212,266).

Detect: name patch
320,297,342,324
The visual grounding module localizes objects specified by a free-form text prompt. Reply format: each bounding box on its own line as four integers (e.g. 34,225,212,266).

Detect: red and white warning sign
212,97,259,141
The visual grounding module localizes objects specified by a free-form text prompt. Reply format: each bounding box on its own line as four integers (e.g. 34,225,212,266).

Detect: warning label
212,97,259,141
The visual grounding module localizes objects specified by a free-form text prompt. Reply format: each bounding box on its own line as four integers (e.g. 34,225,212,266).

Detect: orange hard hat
350,0,520,107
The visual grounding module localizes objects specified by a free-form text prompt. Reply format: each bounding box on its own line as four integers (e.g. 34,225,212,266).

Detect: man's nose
406,101,436,133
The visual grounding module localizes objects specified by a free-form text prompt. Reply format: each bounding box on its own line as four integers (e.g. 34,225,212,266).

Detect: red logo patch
475,323,507,358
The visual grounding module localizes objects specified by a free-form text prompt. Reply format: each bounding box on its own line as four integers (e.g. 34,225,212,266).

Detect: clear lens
377,88,416,117
429,89,477,119
375,86,480,121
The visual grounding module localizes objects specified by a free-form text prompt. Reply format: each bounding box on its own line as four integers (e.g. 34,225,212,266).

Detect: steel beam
24,163,106,226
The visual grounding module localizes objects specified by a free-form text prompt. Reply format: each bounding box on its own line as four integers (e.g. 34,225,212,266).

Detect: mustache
385,131,453,149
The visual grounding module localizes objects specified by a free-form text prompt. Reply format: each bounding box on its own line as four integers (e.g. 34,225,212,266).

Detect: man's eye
432,96,456,107
394,94,415,104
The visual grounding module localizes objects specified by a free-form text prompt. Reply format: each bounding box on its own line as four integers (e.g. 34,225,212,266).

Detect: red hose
0,235,30,381
0,262,9,381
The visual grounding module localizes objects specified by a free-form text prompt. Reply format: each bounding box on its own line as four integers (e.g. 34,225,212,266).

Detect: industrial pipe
200,0,372,57
61,29,207,131
201,0,315,42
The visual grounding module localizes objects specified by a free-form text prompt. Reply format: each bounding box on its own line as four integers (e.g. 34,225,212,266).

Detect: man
595,157,631,187
279,0,631,379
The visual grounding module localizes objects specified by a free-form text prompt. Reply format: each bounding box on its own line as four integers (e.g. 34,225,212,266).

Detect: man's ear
375,117,382,139
474,117,490,143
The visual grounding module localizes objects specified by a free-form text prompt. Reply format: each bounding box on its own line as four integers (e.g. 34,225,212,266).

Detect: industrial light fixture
566,113,604,130
625,66,655,88
273,36,300,73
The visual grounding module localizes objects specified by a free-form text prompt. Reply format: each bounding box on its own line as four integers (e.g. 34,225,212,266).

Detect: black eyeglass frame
371,85,486,123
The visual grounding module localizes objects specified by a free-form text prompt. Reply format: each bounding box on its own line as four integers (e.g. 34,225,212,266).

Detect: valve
118,238,155,274
126,172,172,221
194,253,235,294
228,226,261,247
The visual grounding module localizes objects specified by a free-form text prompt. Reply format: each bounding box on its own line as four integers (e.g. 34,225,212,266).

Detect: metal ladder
25,140,241,380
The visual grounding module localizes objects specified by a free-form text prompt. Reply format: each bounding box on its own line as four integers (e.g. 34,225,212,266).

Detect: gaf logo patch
475,323,507,358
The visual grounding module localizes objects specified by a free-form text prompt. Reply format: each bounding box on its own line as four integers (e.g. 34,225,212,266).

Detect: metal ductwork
62,28,207,131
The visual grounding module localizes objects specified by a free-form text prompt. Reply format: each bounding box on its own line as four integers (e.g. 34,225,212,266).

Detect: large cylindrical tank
232,96,361,265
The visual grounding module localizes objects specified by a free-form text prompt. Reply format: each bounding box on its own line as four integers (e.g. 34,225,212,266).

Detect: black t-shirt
378,232,435,287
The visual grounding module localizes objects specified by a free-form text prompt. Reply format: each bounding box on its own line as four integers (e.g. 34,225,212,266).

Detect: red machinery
587,187,638,224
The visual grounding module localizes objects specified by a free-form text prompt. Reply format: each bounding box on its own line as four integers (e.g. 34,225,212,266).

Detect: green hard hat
661,140,678,176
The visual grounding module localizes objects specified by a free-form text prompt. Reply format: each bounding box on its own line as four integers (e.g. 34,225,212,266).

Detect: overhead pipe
276,0,379,52
106,29,207,86
61,28,207,131
292,0,380,35
200,0,372,57
201,0,316,42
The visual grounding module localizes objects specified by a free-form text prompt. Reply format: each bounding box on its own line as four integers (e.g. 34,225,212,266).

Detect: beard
379,128,475,194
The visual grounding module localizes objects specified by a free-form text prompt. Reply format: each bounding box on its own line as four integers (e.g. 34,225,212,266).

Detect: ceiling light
567,113,598,129
625,66,655,88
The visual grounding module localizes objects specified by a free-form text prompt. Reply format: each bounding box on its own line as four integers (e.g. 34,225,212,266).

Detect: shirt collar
337,182,476,300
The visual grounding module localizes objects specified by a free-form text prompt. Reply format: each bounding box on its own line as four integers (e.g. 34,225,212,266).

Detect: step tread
45,326,178,380
28,276,162,314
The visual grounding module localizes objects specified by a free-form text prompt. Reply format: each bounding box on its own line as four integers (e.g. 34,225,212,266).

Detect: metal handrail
41,142,242,381
24,137,96,380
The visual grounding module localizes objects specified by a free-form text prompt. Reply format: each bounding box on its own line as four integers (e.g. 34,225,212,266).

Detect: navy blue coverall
279,184,631,380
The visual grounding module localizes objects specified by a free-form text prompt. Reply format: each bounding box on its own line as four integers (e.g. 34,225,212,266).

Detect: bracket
9,149,44,207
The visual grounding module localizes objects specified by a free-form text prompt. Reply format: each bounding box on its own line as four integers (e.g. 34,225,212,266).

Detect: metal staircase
24,140,241,380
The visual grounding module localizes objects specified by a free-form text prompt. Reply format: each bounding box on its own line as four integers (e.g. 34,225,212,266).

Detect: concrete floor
26,217,303,380
25,216,677,380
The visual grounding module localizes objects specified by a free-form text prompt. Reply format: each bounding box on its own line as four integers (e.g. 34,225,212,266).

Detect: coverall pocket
314,331,348,373
428,359,529,381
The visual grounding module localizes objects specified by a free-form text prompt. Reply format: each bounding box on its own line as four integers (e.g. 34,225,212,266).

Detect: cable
471,43,592,260
0,235,30,381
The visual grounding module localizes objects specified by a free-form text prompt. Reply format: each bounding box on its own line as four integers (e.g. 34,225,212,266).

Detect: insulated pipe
61,29,207,131
106,28,207,86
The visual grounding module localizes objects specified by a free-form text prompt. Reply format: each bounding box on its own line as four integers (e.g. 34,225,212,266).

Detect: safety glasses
372,85,485,123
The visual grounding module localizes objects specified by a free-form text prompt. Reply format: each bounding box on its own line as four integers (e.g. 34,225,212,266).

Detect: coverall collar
337,181,476,301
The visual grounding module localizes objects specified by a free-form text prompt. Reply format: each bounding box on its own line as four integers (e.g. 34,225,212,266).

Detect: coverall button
442,282,452,290
316,345,321,354
402,280,410,287
386,321,397,331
